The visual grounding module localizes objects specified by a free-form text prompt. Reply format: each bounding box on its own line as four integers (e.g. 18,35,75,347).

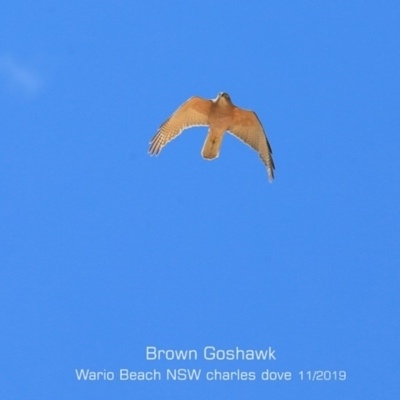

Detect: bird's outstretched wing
149,96,212,155
228,108,275,181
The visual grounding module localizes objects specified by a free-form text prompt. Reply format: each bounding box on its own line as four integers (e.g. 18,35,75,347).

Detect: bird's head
216,92,232,104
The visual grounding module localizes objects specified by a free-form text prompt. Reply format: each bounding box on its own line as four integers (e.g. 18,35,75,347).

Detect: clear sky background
1,1,399,399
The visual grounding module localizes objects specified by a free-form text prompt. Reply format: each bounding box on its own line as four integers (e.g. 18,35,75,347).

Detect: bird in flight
149,92,275,181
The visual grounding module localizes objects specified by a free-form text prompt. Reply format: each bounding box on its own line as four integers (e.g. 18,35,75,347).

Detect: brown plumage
149,92,275,181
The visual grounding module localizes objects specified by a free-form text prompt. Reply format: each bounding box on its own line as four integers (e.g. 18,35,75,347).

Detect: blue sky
1,1,399,399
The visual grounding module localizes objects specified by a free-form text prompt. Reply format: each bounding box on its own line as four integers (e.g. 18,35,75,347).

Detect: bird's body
202,94,234,159
149,93,275,181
